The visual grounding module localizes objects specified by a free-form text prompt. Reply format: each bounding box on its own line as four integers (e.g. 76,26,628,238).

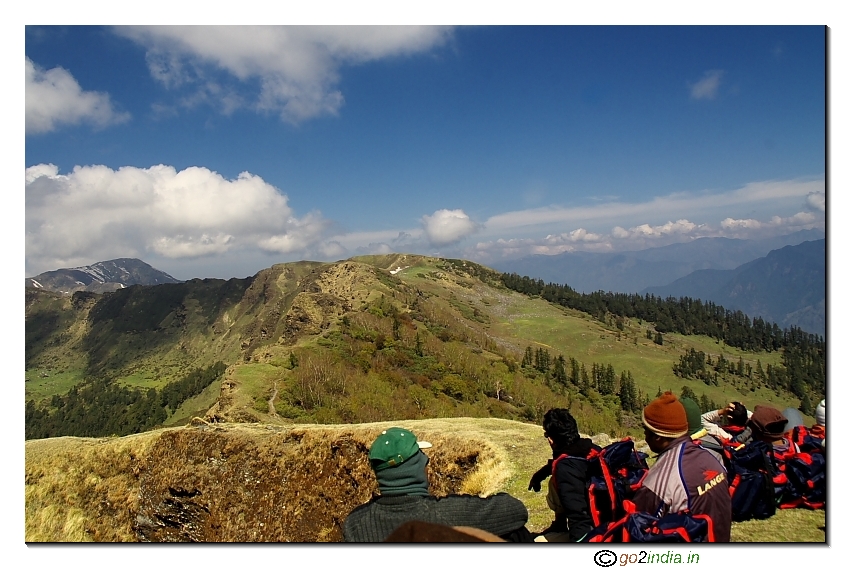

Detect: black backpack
724,440,778,521
554,438,649,527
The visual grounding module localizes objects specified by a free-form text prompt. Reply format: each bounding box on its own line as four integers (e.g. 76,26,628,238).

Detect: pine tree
414,332,424,357
569,357,580,386
755,359,766,385
799,392,814,415
580,364,591,396
552,355,567,385
521,346,533,368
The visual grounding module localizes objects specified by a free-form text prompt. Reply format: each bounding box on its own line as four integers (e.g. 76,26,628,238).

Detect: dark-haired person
701,401,752,442
343,427,532,542
527,408,600,542
634,392,732,542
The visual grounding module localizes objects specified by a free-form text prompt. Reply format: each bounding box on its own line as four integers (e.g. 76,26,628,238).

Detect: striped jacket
632,436,732,542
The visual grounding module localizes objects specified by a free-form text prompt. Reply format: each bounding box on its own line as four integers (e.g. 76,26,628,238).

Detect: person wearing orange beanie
632,392,732,542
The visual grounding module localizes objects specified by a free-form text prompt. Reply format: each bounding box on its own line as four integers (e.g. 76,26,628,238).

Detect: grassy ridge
26,255,810,442
457,283,792,412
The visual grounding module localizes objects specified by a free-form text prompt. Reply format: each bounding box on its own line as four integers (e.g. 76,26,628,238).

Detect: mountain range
490,229,824,294
25,258,181,294
26,252,812,440
24,254,825,542
643,239,825,336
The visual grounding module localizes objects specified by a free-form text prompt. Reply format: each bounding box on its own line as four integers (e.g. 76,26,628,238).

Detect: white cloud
299,177,825,267
25,163,329,276
421,209,479,246
538,228,604,245
468,211,823,263
355,242,395,256
627,219,699,238
689,69,724,100
484,178,824,234
115,26,453,123
720,211,819,234
317,241,348,258
806,191,825,212
25,57,130,134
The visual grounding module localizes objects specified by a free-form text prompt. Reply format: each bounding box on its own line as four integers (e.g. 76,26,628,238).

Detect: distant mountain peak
642,239,824,336
26,258,181,294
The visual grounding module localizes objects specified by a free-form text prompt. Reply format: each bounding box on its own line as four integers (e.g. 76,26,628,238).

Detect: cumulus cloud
317,240,348,258
467,209,823,264
26,57,130,134
806,191,825,212
622,219,700,238
689,69,724,100
421,209,479,246
720,211,819,233
115,26,453,123
25,163,329,275
317,177,825,267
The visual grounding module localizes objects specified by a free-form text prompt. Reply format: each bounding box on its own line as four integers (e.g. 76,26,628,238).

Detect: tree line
500,273,825,394
26,362,226,439
521,346,643,413
672,347,823,414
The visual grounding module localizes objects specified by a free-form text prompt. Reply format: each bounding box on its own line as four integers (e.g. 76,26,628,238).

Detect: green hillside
25,255,820,440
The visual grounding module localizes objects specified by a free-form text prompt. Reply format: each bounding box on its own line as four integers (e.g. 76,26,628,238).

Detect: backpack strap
598,446,619,519
690,514,716,542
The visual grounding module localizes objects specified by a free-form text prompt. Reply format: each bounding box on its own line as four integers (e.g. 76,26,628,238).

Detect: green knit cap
680,397,703,436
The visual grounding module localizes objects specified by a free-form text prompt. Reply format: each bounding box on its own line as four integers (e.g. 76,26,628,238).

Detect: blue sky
25,24,826,280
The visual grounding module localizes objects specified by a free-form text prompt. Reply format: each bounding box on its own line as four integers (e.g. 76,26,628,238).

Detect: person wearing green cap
342,427,532,542
681,397,725,466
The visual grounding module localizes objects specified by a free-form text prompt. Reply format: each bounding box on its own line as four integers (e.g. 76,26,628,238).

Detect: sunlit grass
162,376,226,426
25,368,85,404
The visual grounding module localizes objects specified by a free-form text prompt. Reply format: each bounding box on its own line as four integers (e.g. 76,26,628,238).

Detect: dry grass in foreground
25,417,825,542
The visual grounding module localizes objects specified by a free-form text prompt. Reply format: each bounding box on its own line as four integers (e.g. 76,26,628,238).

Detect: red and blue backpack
586,500,716,543
776,426,825,510
552,438,649,528
583,440,720,543
785,425,824,455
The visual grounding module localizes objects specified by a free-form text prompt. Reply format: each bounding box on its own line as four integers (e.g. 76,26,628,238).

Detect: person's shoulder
684,439,725,467
436,492,522,508
437,491,514,501
555,453,591,472
345,497,380,520
342,500,376,542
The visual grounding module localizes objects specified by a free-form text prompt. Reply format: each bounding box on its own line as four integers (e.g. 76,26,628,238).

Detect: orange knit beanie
643,391,689,438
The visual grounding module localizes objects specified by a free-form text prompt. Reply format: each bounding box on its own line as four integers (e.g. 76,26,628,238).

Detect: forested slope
26,255,822,441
